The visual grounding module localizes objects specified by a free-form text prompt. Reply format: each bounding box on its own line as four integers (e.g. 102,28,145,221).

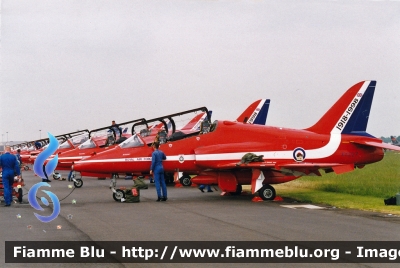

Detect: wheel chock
174,182,183,188
220,192,230,196
273,196,283,202
191,183,198,187
252,196,264,202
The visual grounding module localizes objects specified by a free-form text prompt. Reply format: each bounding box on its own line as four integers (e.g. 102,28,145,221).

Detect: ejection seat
200,120,211,134
157,130,167,144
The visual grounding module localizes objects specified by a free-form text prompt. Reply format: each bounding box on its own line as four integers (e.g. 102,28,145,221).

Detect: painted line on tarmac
280,204,325,210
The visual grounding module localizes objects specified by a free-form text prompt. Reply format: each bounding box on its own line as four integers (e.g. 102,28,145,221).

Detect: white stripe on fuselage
58,156,84,160
78,82,370,164
79,155,196,163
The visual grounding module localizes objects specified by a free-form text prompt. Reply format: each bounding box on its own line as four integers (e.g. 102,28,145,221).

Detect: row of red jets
14,81,400,201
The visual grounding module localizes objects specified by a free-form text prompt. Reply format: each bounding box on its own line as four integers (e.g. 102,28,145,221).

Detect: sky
1,0,400,143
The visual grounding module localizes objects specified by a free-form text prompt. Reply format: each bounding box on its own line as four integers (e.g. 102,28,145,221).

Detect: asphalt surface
1,169,400,268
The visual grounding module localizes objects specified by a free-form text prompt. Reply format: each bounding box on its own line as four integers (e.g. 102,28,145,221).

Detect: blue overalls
151,149,167,199
16,153,21,165
0,152,21,206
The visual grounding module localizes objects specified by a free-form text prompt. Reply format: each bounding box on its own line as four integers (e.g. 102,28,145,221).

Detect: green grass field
273,151,400,214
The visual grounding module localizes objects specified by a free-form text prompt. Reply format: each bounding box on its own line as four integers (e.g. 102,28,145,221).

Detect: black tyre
74,179,83,188
24,166,29,171
18,188,23,203
230,184,243,195
258,184,276,201
179,175,192,186
113,189,125,202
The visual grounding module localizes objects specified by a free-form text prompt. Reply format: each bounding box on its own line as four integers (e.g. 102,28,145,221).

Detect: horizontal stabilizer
351,141,400,152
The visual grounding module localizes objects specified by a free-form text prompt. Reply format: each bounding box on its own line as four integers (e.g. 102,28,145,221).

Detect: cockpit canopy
119,134,144,149
78,139,97,149
59,134,89,149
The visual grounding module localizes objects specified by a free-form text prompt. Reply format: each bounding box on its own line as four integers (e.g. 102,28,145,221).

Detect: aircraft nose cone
73,161,90,172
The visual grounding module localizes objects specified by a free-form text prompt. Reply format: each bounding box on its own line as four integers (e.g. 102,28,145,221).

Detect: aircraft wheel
18,188,23,203
74,179,83,188
230,185,243,195
24,166,29,171
258,184,276,201
113,189,125,202
179,175,192,186
53,172,61,180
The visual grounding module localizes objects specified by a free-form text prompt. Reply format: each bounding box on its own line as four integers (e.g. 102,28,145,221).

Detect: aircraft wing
351,141,400,151
217,161,347,172
217,162,348,170
274,162,355,175
216,162,275,169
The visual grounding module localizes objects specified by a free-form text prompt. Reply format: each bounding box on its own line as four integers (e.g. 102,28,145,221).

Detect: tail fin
305,81,376,135
181,111,212,131
236,99,270,125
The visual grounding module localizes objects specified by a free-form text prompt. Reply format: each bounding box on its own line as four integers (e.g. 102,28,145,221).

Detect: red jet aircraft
73,81,397,201
20,130,90,165
53,118,145,186
65,99,270,188
29,130,90,165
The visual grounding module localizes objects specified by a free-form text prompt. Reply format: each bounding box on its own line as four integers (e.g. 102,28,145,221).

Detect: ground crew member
198,185,213,193
34,141,42,149
0,146,21,206
150,142,167,201
16,149,22,166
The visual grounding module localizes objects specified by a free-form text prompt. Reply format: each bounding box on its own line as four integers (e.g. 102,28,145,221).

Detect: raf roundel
293,147,306,162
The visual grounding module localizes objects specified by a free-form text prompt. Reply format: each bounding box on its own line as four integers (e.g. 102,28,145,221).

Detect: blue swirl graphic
28,182,60,223
30,132,61,223
33,132,59,178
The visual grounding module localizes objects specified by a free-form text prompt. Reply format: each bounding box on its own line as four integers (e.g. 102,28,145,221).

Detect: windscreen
59,140,71,149
119,134,144,149
69,134,89,146
78,139,96,149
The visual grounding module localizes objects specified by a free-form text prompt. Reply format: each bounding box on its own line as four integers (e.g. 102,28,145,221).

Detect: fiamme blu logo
28,133,60,223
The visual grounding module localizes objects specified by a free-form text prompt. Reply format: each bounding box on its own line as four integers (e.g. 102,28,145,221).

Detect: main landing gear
258,184,276,201
179,174,192,186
